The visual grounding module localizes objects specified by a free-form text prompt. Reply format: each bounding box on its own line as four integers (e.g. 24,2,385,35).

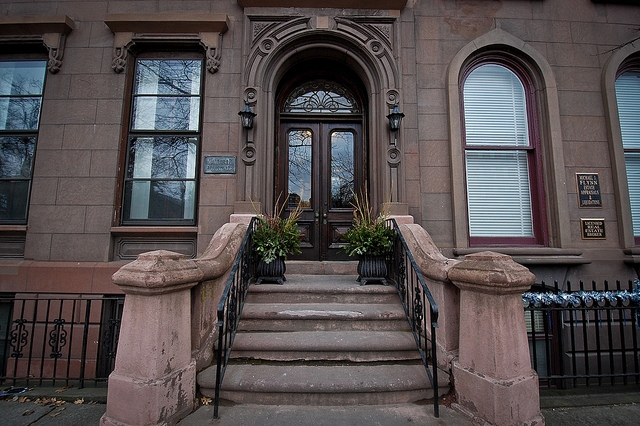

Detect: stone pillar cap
112,250,204,295
448,251,535,295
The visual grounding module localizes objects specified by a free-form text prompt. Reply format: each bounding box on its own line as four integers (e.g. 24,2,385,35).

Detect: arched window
461,59,546,246
615,62,640,241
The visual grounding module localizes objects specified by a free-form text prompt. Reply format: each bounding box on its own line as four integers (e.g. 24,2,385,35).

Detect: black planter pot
357,254,389,286
256,257,286,285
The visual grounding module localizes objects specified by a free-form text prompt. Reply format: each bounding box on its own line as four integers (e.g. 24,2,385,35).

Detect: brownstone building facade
1,0,640,296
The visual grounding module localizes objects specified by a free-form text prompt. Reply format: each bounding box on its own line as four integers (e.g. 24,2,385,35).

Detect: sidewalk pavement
1,385,640,425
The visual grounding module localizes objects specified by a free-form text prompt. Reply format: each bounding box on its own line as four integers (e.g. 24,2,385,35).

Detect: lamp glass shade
239,102,256,129
387,103,404,131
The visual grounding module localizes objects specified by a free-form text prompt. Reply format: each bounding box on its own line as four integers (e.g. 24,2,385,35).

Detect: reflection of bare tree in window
133,60,201,131
0,61,45,222
0,63,45,130
288,130,312,207
331,132,354,208
125,58,201,222
1,137,35,178
128,136,196,204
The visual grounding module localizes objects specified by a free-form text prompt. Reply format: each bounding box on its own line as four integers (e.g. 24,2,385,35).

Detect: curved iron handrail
387,218,440,417
213,217,257,419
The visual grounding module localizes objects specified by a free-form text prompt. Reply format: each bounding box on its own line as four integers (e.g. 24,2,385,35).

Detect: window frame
0,59,47,225
117,52,204,227
460,55,548,247
615,58,640,245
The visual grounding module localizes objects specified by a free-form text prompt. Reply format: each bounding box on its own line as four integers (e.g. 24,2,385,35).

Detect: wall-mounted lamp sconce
386,102,404,146
238,100,257,145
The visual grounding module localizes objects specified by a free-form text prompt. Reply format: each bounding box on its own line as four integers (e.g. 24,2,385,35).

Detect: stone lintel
112,250,203,295
104,13,228,74
239,0,407,9
448,251,535,295
0,15,74,35
0,15,74,73
104,13,229,34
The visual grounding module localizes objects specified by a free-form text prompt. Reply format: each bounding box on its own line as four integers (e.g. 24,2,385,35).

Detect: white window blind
466,151,534,237
616,71,640,236
464,64,529,147
463,64,534,238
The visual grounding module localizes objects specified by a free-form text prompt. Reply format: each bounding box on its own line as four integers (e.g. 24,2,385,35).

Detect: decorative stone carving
244,87,258,105
239,0,408,7
335,16,395,51
387,146,401,167
245,14,399,90
386,89,400,107
0,15,74,74
242,144,257,165
104,13,229,74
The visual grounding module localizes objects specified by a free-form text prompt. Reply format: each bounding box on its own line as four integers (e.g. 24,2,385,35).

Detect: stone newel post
448,252,544,426
101,250,204,426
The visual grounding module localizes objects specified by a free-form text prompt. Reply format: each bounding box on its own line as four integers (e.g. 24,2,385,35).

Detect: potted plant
252,198,302,284
342,192,395,285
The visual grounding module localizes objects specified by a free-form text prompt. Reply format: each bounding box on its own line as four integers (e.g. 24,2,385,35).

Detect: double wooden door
277,120,364,261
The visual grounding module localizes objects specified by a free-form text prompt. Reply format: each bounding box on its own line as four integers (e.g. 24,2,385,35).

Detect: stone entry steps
197,274,447,406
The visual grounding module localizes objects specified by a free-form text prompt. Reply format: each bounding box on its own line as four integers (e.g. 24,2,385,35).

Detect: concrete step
284,261,358,275
230,330,421,362
198,363,448,405
247,275,398,304
237,302,410,332
196,273,445,409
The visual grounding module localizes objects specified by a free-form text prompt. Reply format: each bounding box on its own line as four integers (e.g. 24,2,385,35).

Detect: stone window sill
454,247,588,266
110,226,198,237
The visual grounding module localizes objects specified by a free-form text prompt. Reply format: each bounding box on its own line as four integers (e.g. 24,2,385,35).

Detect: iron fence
0,293,124,388
387,219,440,417
523,280,640,389
213,217,256,419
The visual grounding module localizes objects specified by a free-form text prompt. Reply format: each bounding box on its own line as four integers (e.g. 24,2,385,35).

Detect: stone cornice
0,15,74,73
104,13,229,74
239,0,407,9
104,13,229,34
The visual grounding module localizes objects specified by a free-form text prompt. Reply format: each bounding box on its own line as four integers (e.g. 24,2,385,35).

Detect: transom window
282,80,360,114
0,60,46,224
462,61,545,246
616,67,640,240
121,58,202,225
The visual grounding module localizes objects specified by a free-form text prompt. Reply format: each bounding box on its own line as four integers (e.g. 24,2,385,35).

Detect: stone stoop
196,274,449,406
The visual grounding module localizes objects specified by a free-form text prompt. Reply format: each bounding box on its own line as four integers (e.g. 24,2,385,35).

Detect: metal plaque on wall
581,218,606,240
204,156,236,174
576,173,602,208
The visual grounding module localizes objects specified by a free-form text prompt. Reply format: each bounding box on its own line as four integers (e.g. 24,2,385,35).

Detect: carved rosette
387,146,402,167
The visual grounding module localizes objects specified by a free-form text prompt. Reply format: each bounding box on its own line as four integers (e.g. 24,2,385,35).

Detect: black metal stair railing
386,219,440,418
213,217,257,419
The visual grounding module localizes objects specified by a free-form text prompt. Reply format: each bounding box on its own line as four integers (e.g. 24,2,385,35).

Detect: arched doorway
275,62,367,261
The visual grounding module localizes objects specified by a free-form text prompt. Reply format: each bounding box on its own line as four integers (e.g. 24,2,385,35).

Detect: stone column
448,251,544,426
101,250,204,426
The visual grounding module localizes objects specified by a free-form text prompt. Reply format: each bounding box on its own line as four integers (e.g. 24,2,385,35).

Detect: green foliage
342,192,394,257
252,198,302,264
